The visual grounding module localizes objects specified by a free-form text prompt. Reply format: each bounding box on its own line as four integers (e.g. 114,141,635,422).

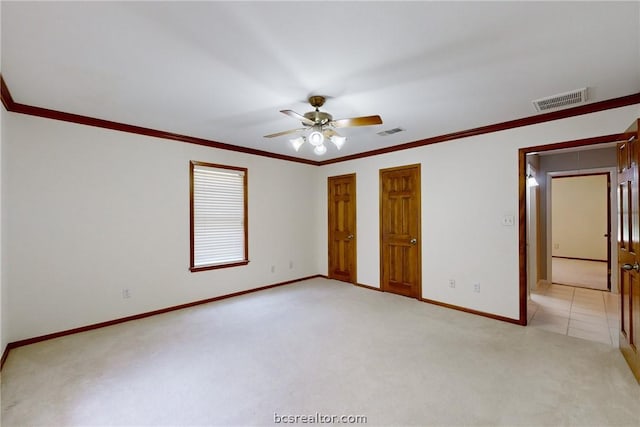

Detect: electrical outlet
554,243,559,249
449,279,456,288
122,288,131,299
271,265,275,273
289,260,294,269
473,283,481,293
501,215,515,226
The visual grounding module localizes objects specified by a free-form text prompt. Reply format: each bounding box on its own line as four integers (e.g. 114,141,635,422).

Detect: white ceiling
2,1,639,161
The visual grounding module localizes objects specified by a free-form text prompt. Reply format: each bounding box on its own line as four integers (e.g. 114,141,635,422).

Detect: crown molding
318,93,640,165
2,74,638,166
0,75,321,166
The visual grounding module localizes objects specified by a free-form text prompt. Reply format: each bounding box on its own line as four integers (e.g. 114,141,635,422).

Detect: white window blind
191,163,247,269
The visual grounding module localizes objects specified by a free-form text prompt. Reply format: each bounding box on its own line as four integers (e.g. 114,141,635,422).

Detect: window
190,161,248,272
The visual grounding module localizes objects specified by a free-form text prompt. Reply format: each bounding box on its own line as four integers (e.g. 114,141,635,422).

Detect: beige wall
551,175,608,260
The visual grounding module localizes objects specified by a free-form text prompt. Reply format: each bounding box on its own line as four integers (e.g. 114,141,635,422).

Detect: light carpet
2,278,639,426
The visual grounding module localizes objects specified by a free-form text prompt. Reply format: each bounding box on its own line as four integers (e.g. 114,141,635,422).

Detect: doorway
379,164,421,298
550,173,611,291
525,157,619,346
518,135,623,326
328,174,357,284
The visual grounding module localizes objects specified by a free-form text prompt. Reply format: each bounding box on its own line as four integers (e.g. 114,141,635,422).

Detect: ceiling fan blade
263,128,306,138
331,115,383,128
281,110,315,126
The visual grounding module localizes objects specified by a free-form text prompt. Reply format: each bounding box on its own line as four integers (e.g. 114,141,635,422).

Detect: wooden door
328,174,357,283
618,118,640,382
380,164,421,298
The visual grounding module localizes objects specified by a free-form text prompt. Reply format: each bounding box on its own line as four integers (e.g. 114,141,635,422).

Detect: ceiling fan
264,95,383,155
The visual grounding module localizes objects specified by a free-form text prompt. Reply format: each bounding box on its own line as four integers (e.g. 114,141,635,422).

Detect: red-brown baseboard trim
351,280,524,325
552,256,607,263
421,297,524,325
355,282,382,292
0,274,322,370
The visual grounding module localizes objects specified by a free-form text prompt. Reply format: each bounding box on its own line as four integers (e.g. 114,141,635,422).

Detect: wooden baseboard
355,282,382,291
552,256,607,263
352,281,523,325
0,274,323,370
420,298,524,326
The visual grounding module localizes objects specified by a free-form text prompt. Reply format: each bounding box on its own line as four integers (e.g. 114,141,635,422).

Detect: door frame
526,163,540,296
546,170,615,292
518,134,625,325
379,163,422,298
327,173,357,284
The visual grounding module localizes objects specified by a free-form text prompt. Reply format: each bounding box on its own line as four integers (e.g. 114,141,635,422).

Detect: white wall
3,112,320,342
317,105,639,320
551,175,608,260
3,104,639,343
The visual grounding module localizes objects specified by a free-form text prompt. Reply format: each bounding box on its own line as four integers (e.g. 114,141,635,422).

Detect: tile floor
551,257,608,291
528,282,619,346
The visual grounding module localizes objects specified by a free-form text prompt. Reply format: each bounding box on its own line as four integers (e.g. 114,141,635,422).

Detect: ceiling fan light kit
308,130,324,146
313,144,327,155
290,136,306,152
264,95,383,156
330,135,346,150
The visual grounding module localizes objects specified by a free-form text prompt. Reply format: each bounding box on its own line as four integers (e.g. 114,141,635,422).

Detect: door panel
380,164,421,298
328,174,357,283
618,118,640,382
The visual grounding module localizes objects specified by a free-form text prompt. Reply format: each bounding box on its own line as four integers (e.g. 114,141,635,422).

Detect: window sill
190,260,249,272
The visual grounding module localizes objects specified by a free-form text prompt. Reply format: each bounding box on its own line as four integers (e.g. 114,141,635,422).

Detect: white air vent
532,88,588,112
377,127,405,136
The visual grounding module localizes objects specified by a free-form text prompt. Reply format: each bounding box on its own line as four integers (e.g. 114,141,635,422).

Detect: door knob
410,238,417,245
347,234,354,240
622,263,640,272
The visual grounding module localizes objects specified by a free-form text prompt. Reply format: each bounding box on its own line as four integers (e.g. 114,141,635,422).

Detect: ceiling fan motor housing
303,110,333,126
308,95,326,108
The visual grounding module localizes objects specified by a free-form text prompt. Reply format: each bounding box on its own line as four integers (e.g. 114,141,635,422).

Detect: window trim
189,161,249,272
